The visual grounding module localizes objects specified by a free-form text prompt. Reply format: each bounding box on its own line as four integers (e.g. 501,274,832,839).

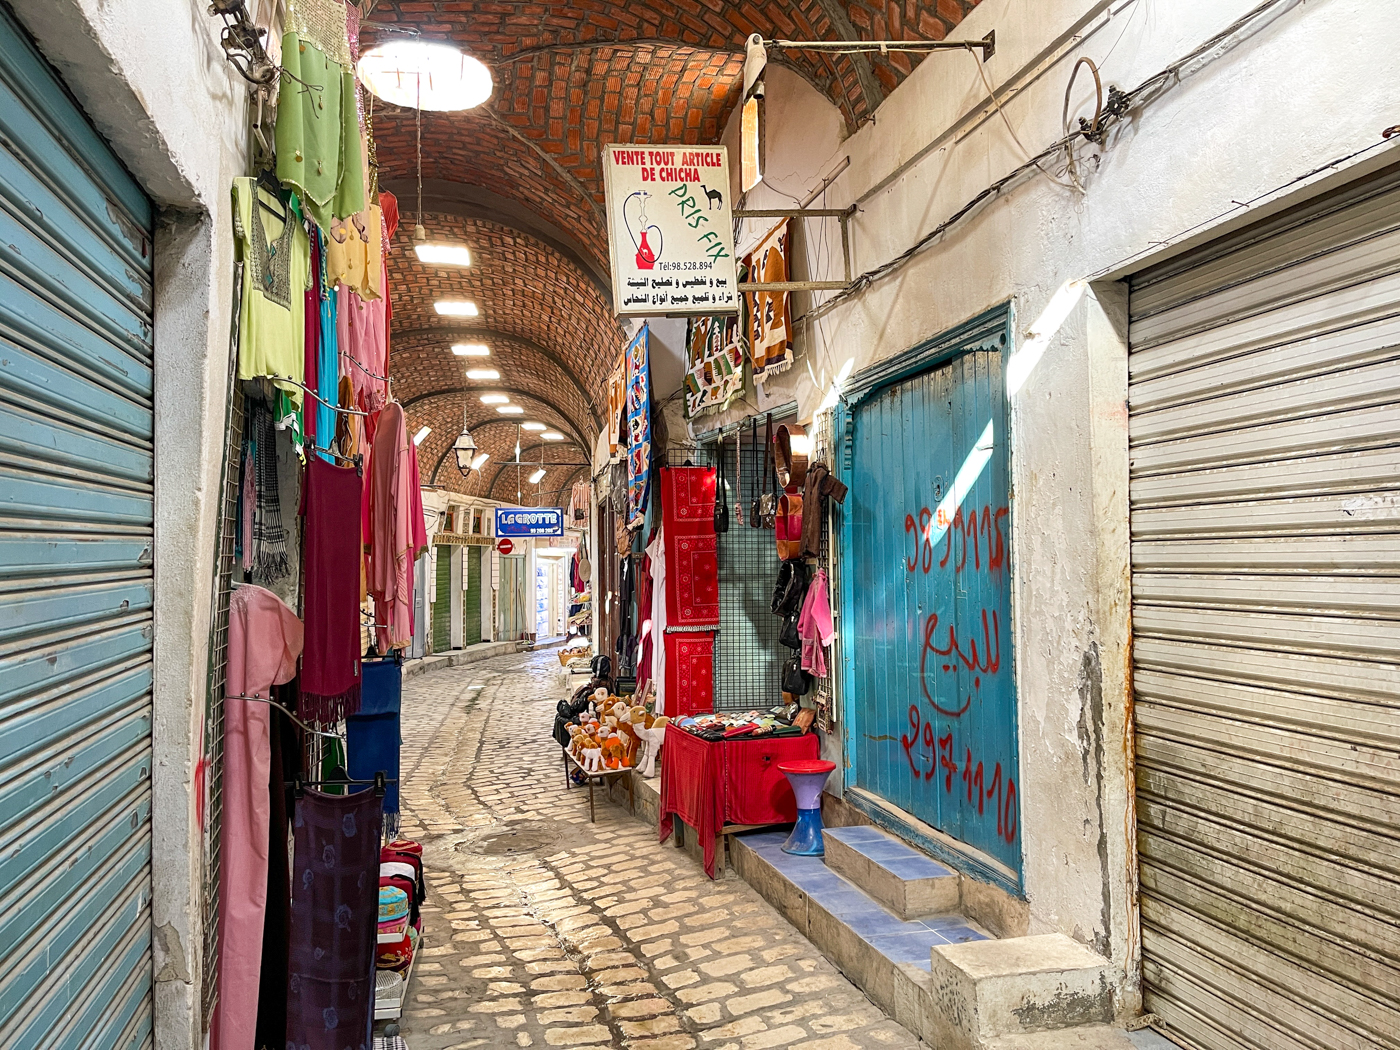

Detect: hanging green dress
275,30,365,231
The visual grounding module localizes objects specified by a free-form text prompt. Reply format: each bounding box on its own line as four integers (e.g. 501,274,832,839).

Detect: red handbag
775,491,804,561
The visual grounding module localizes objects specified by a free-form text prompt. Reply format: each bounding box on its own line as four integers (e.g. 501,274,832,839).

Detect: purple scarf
286,787,382,1050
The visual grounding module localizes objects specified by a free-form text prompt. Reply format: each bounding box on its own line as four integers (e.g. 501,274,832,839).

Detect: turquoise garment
316,234,339,460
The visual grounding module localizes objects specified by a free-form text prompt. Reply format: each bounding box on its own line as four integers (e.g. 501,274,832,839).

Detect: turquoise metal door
843,311,1020,880
0,7,156,1047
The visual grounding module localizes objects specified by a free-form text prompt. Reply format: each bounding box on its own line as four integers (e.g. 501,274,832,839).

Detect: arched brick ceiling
370,2,982,479
414,406,588,497
386,211,622,461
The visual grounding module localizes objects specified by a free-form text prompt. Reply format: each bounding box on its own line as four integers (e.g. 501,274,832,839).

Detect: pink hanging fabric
338,283,386,410
368,403,423,651
797,569,835,678
214,585,302,1050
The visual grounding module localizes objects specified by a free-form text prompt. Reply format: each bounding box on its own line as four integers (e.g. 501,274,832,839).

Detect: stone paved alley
394,651,922,1050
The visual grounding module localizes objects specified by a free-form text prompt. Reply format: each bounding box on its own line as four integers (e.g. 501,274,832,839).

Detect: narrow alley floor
394,650,923,1050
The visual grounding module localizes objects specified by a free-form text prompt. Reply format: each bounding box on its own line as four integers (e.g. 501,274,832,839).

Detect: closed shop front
1129,164,1400,1050
432,546,452,653
0,8,157,1046
499,554,528,641
463,545,482,646
842,307,1021,886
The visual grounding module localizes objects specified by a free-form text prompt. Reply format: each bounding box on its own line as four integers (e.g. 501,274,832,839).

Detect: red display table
659,727,820,877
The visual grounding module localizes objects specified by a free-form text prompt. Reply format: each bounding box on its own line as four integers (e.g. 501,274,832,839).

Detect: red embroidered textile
660,731,820,877
665,533,719,627
664,632,715,717
661,467,719,628
661,466,716,536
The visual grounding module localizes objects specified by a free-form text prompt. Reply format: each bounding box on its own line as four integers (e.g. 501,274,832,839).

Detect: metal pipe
769,32,995,61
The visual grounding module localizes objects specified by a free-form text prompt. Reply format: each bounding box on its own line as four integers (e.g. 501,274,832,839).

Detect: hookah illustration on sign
623,191,664,270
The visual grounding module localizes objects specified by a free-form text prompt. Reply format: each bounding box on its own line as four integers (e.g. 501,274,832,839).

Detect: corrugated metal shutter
0,7,156,1050
1128,162,1400,1050
433,546,452,653
463,546,482,646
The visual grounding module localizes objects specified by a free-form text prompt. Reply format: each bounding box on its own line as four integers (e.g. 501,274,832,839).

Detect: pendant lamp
453,407,478,477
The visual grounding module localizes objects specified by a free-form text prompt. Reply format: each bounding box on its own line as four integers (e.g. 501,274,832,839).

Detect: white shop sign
603,144,739,316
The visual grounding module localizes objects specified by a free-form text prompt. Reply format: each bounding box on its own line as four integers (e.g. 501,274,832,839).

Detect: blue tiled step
823,824,962,920
735,830,988,972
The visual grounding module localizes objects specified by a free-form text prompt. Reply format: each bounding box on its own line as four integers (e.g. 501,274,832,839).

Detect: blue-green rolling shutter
0,7,156,1049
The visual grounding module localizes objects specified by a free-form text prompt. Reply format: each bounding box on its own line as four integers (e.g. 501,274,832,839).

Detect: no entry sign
496,538,514,555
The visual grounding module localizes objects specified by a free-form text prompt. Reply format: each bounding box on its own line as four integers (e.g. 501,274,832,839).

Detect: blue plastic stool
778,759,837,856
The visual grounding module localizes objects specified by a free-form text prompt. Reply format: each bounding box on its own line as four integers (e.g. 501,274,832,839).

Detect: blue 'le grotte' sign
495,507,565,537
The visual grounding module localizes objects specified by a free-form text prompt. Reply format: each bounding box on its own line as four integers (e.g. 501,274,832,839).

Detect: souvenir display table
562,746,636,822
659,724,820,878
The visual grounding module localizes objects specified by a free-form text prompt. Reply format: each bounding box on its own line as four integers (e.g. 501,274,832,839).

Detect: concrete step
731,830,1121,1050
928,934,1115,1048
823,823,961,919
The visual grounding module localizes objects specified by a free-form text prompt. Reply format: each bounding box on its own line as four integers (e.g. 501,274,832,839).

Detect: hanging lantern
453,408,478,476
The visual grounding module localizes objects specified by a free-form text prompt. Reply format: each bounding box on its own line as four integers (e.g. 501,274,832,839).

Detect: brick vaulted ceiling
364,1,981,497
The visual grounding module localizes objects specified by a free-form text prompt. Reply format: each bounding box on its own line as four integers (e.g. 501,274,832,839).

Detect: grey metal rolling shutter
0,7,156,1049
1128,163,1400,1050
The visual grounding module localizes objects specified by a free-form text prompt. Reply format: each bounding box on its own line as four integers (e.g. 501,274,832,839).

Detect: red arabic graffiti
905,504,1008,575
917,608,1001,717
900,705,1018,844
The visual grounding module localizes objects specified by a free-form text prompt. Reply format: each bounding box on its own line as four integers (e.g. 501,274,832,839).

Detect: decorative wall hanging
742,219,793,383
624,326,652,529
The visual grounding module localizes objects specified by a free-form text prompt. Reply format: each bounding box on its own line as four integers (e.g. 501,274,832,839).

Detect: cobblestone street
394,651,922,1050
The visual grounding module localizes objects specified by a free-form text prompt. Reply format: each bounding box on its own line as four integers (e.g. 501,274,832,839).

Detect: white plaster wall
716,0,1400,1006
9,2,249,1047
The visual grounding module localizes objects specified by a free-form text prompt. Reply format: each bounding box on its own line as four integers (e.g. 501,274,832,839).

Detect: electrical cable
967,48,1078,192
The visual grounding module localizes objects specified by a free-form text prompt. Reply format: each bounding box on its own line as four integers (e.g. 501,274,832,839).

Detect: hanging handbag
757,413,777,528
748,418,763,528
775,423,809,491
782,652,811,696
771,560,810,617
775,490,804,561
713,431,730,534
779,613,801,650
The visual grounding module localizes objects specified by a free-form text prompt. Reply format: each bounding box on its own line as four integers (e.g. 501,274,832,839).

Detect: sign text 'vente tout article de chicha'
603,144,739,316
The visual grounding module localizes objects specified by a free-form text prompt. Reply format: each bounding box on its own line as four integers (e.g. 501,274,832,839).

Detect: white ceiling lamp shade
464,368,500,380
520,422,547,431
358,41,493,112
479,394,509,404
470,452,489,471
452,409,478,477
496,405,524,415
528,468,547,485
415,243,472,267
412,425,431,445
451,343,490,356
540,431,566,441
435,300,479,317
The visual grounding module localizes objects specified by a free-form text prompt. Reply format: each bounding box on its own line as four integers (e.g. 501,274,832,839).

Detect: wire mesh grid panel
200,372,244,1030
705,433,785,711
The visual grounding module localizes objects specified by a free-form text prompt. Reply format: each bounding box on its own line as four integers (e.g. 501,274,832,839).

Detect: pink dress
797,569,835,678
214,585,303,1050
368,404,425,651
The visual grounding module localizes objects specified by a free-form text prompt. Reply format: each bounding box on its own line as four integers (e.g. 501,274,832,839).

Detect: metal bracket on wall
733,207,854,292
766,31,995,62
